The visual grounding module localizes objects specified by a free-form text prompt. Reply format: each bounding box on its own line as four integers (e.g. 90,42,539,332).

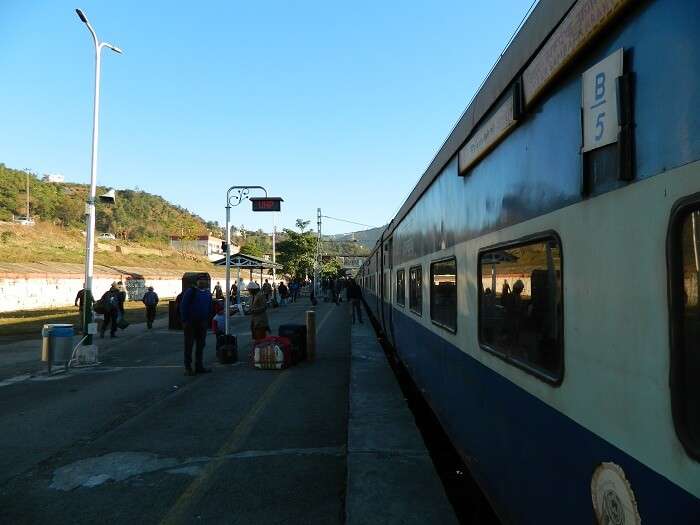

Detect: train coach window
431,258,457,332
396,269,406,306
409,265,422,315
478,235,563,383
670,206,700,459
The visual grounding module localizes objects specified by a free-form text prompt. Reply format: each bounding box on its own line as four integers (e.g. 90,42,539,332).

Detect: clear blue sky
0,1,534,235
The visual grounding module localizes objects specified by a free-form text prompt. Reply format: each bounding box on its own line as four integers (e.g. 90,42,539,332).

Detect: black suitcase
278,324,307,362
216,334,238,364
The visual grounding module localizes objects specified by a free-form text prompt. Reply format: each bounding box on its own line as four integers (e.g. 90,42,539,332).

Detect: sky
0,0,535,235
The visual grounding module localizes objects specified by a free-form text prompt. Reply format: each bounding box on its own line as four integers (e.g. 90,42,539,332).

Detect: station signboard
581,48,623,152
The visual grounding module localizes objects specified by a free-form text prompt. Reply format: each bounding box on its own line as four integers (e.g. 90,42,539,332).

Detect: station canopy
212,253,282,270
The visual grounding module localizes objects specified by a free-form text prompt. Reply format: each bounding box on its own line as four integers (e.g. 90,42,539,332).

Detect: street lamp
76,8,122,343
224,186,268,337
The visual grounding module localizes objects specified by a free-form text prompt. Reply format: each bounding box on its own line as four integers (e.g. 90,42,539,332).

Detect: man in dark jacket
142,286,159,329
100,282,121,338
347,278,363,324
179,279,213,376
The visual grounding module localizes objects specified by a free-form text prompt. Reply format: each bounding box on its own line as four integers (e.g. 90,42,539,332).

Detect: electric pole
315,208,322,297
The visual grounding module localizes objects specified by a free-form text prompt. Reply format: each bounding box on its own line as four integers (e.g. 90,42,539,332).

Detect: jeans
184,319,208,370
352,299,363,324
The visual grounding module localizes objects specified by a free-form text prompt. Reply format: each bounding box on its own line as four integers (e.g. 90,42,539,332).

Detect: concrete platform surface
346,321,458,525
0,300,458,524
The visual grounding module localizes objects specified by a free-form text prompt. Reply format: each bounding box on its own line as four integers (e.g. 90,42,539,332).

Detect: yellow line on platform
159,370,289,525
316,305,336,333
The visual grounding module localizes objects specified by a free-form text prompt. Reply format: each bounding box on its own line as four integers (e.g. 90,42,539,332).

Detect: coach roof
384,0,577,240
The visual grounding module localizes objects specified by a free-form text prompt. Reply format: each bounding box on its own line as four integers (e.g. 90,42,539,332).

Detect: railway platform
0,299,457,524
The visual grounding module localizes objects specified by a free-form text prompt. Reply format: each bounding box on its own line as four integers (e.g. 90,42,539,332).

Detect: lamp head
75,8,88,23
99,189,116,204
104,43,123,54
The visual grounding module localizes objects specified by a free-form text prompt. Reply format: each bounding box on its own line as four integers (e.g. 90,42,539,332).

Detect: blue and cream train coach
359,0,700,522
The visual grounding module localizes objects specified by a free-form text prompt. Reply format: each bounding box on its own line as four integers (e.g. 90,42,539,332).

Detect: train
358,0,700,522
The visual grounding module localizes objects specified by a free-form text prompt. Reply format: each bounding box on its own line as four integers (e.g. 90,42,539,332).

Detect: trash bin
41,324,75,367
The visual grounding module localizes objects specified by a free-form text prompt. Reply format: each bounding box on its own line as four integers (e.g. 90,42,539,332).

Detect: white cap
247,282,260,291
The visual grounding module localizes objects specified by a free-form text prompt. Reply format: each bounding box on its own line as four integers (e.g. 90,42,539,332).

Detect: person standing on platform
74,284,86,310
116,281,127,322
248,282,269,342
179,278,213,376
262,279,272,303
278,281,289,306
142,286,159,329
347,278,363,324
213,281,224,300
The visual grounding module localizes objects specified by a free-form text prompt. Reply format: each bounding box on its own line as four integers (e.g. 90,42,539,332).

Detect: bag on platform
117,318,130,330
278,324,307,363
216,334,238,364
251,336,293,369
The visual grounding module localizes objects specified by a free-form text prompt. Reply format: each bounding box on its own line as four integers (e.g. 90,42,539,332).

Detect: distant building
169,234,239,261
42,173,64,183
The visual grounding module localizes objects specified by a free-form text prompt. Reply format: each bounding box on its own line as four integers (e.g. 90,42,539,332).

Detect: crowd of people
76,273,365,376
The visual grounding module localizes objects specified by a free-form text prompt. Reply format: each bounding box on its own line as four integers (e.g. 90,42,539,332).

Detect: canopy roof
212,253,282,270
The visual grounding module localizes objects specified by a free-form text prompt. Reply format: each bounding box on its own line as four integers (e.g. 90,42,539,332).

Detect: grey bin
41,324,75,367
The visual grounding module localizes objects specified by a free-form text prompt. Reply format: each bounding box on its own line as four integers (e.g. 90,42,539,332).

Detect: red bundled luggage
251,336,293,369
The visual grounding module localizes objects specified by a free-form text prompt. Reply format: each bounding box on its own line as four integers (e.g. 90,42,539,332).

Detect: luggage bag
216,334,238,364
278,324,307,363
252,336,293,369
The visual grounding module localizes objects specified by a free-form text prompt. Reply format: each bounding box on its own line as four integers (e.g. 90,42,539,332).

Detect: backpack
144,292,157,306
93,298,108,314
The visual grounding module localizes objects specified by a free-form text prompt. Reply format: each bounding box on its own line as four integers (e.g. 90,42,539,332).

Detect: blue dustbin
41,324,75,367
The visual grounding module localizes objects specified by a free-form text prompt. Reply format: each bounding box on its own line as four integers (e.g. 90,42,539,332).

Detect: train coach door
386,237,394,346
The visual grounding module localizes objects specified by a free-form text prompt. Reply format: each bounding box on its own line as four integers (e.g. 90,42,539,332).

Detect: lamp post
224,186,268,337
76,8,122,343
272,213,277,303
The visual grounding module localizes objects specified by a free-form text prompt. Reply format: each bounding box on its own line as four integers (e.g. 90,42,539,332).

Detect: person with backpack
179,278,214,376
99,282,121,338
142,286,159,329
213,281,224,300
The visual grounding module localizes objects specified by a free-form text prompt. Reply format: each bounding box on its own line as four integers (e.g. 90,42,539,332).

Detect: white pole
315,208,322,297
224,204,231,336
77,9,120,343
272,213,277,302
84,42,101,303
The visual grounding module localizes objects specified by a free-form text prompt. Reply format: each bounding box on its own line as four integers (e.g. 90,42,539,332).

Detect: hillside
329,225,385,249
0,221,218,271
0,163,223,242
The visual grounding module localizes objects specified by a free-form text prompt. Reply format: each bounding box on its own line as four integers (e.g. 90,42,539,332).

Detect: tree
240,236,266,257
277,228,316,279
321,257,342,278
295,218,310,233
